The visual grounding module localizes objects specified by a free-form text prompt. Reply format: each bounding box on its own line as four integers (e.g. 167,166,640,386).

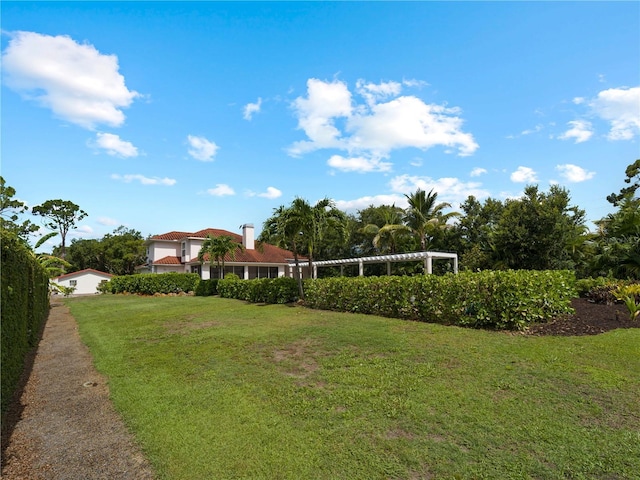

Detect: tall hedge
105,272,200,295
303,270,576,330
1,230,50,414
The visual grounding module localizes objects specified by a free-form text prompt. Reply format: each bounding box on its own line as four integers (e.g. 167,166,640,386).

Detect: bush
218,276,298,304
1,230,50,414
303,270,576,331
107,273,200,295
195,279,219,297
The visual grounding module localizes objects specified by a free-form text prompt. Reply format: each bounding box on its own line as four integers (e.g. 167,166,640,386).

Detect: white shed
53,269,113,295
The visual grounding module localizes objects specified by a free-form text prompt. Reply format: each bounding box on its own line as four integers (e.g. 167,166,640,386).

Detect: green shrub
218,276,298,304
195,279,219,296
1,230,50,414
304,270,576,331
107,273,199,295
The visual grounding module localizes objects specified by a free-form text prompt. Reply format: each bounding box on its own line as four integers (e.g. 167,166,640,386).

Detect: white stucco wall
53,271,112,295
149,241,179,262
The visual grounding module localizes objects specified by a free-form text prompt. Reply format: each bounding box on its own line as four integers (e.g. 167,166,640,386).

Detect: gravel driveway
1,300,155,479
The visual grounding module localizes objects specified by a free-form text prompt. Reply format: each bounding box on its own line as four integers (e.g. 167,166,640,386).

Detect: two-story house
138,224,306,280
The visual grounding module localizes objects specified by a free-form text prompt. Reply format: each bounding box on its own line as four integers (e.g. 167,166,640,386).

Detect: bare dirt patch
1,301,155,480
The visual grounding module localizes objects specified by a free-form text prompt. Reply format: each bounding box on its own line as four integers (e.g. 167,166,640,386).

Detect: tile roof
54,268,113,281
150,228,305,265
153,256,182,265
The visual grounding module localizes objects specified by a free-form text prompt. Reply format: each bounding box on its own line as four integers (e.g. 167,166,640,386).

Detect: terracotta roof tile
153,256,182,265
150,228,305,265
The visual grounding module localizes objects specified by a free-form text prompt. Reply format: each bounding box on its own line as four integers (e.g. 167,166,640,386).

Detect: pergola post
313,265,317,279
453,256,458,273
359,260,364,276
387,261,391,276
425,256,433,274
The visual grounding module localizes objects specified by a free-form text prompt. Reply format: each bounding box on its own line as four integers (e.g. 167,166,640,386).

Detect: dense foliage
104,273,200,295
218,275,299,304
1,230,50,413
57,226,146,275
304,270,576,330
194,279,219,296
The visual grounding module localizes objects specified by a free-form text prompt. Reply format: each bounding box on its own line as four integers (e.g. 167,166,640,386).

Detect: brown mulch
1,297,637,480
1,301,155,480
527,297,638,336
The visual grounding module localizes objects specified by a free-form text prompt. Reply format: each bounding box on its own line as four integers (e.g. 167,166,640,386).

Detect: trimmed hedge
195,279,219,297
1,230,50,414
218,276,298,304
105,273,200,295
303,270,576,330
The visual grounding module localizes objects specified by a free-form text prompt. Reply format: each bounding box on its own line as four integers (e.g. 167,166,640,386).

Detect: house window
191,265,201,275
70,280,77,287
256,266,279,278
181,242,186,259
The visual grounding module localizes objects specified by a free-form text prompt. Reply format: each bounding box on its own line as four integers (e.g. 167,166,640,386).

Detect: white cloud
97,217,118,226
590,86,640,140
94,132,138,157
327,154,392,173
521,124,544,135
336,194,406,212
556,164,596,183
2,31,139,129
510,166,538,183
258,187,282,199
470,167,487,177
356,79,402,106
111,174,176,186
243,97,262,120
558,120,593,143
288,78,477,160
288,78,352,156
77,225,94,234
573,97,585,105
187,135,219,161
389,174,490,205
207,184,235,196
347,96,478,157
410,157,423,167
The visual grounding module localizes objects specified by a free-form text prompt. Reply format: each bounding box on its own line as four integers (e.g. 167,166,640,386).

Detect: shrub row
1,230,50,414
105,273,200,295
218,275,298,304
194,278,219,297
303,270,576,330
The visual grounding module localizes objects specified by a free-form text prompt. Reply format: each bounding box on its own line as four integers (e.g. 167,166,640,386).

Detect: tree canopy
32,199,88,259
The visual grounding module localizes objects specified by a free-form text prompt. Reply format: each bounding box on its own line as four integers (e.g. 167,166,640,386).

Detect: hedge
1,230,50,414
218,276,298,304
303,270,576,330
195,278,219,297
105,272,200,295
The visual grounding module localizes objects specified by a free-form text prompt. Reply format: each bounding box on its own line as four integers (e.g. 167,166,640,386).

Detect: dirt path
1,300,155,480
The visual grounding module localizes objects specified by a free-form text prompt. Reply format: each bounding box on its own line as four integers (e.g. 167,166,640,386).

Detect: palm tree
404,189,458,251
359,205,412,254
197,234,244,279
260,204,306,298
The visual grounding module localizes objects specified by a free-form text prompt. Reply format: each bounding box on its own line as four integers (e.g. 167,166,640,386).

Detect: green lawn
66,295,640,480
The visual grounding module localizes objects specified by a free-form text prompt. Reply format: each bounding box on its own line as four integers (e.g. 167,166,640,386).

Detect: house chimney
242,223,255,250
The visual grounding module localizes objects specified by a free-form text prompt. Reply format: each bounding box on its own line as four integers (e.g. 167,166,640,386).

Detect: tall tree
492,185,586,270
197,234,244,279
32,199,87,259
403,189,458,251
0,176,39,242
607,159,640,206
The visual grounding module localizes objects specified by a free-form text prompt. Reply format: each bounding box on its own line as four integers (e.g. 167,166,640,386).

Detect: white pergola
290,251,458,279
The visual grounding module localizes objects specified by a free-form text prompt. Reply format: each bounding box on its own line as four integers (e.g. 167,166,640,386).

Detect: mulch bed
527,297,638,336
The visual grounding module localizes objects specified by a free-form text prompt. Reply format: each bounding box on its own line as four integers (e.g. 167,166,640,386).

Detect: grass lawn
66,295,640,480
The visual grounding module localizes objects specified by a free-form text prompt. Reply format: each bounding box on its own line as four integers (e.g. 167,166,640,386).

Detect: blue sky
2,1,639,251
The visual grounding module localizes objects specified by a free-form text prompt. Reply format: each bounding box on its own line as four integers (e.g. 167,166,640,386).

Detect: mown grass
66,295,640,480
